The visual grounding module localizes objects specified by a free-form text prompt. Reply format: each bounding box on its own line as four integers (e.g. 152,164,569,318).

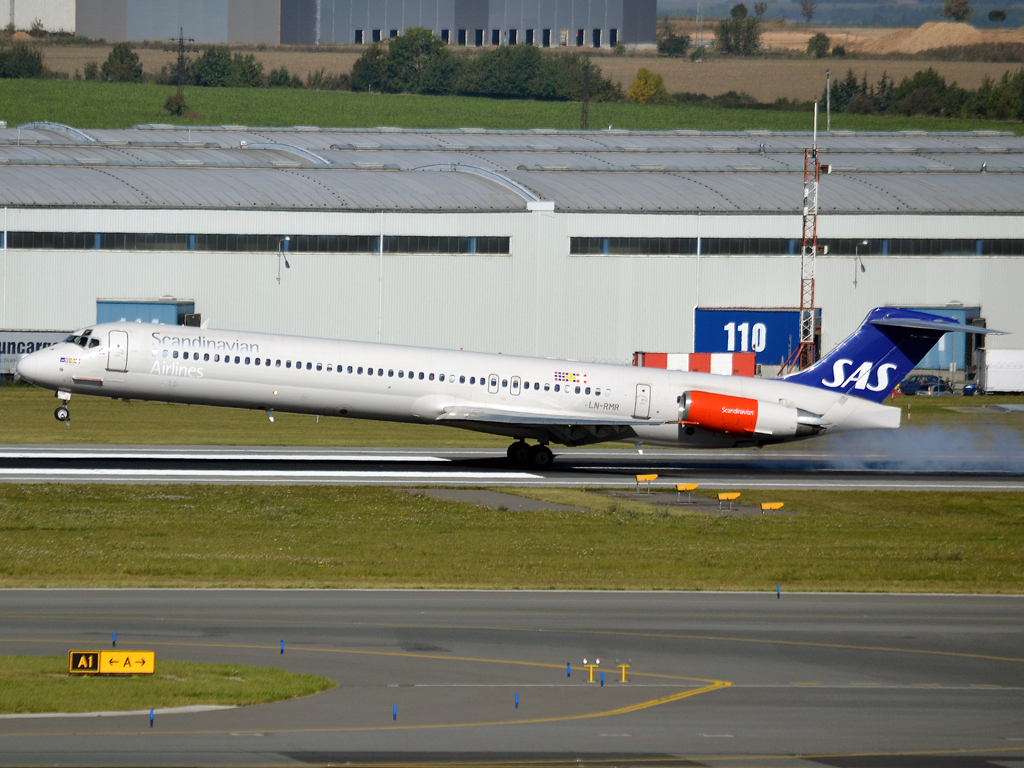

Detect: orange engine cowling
679,391,758,435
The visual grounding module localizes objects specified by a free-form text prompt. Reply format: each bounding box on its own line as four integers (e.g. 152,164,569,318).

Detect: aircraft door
510,376,521,395
488,374,499,394
633,383,651,419
106,330,129,372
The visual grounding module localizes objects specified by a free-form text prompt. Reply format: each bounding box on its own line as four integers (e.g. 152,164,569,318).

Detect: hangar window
383,236,510,255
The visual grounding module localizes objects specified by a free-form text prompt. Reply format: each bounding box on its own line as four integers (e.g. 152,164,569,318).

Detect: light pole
854,239,868,287
277,236,290,284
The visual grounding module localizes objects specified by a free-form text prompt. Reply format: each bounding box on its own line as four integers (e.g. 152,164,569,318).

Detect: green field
0,79,1019,132
0,655,334,714
0,482,1021,592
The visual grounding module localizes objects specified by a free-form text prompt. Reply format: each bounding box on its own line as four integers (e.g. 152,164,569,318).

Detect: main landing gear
506,441,554,469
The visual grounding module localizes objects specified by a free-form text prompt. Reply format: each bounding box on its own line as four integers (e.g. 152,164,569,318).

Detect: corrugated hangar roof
2,123,1024,213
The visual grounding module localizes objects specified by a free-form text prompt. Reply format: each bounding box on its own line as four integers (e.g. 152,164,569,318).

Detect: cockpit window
89,339,100,348
63,334,76,343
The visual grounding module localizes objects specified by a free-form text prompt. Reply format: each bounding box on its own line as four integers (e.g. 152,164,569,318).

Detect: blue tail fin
785,307,999,403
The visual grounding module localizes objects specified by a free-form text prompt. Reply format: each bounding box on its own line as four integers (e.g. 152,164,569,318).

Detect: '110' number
724,322,767,352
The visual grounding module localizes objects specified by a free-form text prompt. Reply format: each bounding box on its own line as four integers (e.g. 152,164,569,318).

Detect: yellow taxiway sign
68,650,154,675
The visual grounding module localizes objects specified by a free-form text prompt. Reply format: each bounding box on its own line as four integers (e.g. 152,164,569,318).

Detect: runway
1,444,1023,490
1,590,1022,767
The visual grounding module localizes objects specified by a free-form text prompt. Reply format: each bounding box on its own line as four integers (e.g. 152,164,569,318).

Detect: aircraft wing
436,406,668,427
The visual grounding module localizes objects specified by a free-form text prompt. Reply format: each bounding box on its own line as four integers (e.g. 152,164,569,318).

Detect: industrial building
1,122,1022,381
67,0,655,47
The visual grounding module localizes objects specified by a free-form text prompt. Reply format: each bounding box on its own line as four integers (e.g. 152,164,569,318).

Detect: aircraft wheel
507,441,531,464
54,406,69,422
528,444,554,468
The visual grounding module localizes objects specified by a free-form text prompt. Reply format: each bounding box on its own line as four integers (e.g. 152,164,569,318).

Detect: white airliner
16,307,995,467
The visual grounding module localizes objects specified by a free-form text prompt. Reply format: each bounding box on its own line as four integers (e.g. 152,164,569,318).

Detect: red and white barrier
633,351,756,377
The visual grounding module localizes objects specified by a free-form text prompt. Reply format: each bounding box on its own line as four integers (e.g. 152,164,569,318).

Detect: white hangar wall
3,207,1023,365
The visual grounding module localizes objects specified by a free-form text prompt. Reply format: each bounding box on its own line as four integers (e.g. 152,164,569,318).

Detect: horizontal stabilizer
871,316,1003,334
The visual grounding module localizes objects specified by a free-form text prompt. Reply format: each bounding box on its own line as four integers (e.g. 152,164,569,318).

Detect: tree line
826,67,1024,120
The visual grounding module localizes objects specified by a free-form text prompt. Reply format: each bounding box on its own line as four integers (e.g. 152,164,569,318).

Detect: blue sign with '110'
694,308,807,366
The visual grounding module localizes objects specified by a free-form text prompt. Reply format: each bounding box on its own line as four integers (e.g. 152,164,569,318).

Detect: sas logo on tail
821,359,898,392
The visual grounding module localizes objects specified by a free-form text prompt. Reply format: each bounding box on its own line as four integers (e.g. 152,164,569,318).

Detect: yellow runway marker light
718,492,740,511
584,663,599,683
635,474,658,494
761,502,784,515
618,663,631,683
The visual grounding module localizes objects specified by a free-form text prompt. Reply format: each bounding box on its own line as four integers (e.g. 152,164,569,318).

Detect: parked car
962,381,979,396
897,375,954,396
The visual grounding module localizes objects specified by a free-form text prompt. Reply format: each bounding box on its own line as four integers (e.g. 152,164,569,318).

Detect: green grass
0,79,1019,132
0,655,334,714
0,385,509,447
0,483,1021,592
3,385,1023,446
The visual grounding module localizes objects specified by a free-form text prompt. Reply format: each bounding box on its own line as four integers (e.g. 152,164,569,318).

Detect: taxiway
0,590,1022,767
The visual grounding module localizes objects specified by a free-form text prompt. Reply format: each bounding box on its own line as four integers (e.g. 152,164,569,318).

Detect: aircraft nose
16,350,46,385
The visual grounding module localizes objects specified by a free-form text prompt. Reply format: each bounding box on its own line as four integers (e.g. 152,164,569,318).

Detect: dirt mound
860,21,1024,54
11,31,33,41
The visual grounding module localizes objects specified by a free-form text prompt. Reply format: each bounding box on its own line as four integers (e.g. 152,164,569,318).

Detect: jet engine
679,391,829,438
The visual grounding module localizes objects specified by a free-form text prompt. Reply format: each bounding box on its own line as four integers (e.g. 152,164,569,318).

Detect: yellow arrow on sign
98,651,155,675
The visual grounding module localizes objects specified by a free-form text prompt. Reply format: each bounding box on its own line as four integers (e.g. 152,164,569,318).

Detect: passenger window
172,351,179,359
276,360,281,367
418,372,424,380
605,389,611,397
460,375,465,384
255,358,261,366
575,386,580,394
245,357,250,365
234,356,240,364
204,353,210,361
347,366,353,373
429,373,435,381
297,361,302,368
214,354,219,362
595,388,601,396
469,376,475,384
439,374,445,382
286,361,291,368
544,383,549,391
585,387,590,395
555,384,560,392
388,369,394,377
378,368,383,376
265,359,270,366
368,367,373,376
316,363,322,371
502,380,507,388
399,370,404,378
327,365,332,371
534,382,540,390
162,349,169,358
357,367,363,374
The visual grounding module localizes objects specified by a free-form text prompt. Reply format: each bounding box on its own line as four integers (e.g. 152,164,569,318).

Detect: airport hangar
1,122,1022,382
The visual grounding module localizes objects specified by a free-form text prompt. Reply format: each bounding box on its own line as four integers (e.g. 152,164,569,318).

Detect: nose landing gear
506,441,554,469
54,406,70,422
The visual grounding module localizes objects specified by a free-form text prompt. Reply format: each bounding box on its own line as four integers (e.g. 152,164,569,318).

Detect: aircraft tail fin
784,307,1001,403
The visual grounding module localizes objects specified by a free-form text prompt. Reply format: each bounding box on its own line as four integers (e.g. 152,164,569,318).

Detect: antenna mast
782,99,828,374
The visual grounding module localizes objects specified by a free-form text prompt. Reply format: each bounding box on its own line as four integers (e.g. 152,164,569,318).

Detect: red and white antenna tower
782,99,829,374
